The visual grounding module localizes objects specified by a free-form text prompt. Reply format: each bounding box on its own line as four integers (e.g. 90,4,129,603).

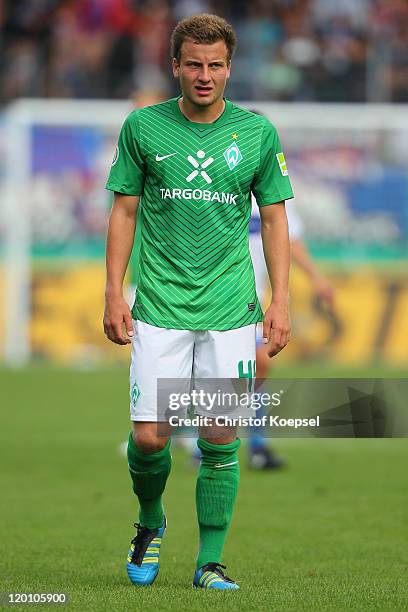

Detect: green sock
196,437,241,569
127,432,171,529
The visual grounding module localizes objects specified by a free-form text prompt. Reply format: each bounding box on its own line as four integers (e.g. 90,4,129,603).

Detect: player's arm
104,193,140,345
260,202,291,357
290,239,334,307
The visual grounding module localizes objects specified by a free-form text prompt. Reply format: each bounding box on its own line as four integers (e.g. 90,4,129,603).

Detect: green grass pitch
1,365,407,611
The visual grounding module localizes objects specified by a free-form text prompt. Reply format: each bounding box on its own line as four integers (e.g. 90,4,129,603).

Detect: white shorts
129,320,256,421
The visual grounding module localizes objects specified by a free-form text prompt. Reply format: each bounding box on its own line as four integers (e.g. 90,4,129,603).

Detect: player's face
172,39,231,109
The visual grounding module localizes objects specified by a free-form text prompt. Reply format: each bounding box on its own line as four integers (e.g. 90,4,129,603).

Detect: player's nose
198,66,211,82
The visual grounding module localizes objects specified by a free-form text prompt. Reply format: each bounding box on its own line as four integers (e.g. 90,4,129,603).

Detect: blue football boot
193,562,239,590
126,517,166,586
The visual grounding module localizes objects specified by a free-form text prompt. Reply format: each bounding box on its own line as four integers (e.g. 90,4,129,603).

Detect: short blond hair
171,13,237,63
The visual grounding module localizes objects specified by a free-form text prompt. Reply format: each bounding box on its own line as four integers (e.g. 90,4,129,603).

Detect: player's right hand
103,294,134,345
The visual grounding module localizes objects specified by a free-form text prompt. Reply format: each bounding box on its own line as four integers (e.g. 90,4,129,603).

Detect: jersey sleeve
252,119,294,206
105,111,146,195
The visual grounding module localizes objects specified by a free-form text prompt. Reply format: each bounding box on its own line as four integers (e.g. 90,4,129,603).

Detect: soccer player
248,194,335,469
104,14,293,590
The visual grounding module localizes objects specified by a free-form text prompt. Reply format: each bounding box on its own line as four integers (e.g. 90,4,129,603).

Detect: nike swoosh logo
155,153,177,162
213,461,238,468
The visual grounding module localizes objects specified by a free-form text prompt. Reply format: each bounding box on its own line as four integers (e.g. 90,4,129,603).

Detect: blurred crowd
0,0,407,104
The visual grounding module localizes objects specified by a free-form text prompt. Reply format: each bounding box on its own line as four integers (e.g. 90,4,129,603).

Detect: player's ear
172,58,180,78
226,61,231,80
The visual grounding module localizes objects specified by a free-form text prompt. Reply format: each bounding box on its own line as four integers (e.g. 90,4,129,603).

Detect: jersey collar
170,96,233,132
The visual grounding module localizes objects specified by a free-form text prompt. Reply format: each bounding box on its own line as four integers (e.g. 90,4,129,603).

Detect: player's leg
191,324,256,590
128,422,171,530
126,422,171,587
126,320,194,586
193,429,241,590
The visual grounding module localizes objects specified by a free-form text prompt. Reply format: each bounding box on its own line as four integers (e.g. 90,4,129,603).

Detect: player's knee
133,431,169,454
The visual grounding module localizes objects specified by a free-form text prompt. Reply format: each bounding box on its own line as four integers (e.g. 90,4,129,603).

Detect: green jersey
106,97,294,331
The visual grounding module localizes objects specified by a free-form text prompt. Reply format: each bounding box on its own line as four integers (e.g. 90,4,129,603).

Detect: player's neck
178,96,225,124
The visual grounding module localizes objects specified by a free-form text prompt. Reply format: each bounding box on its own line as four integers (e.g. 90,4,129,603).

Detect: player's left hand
262,301,291,358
